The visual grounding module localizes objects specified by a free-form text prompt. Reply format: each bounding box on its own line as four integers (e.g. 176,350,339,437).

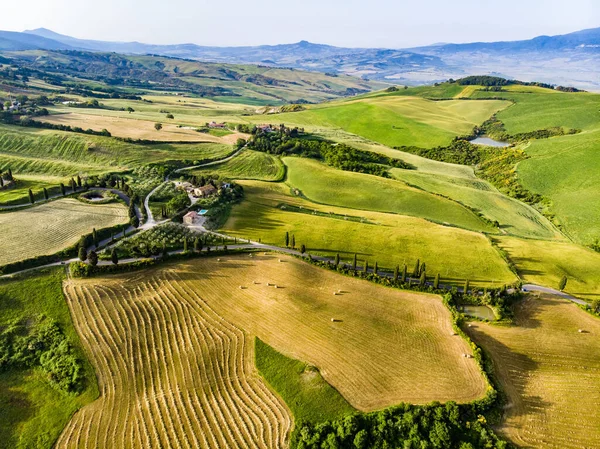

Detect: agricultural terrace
283,157,494,233
33,108,247,144
189,150,285,182
60,271,291,449
0,124,232,179
224,181,518,287
0,199,128,266
494,236,600,301
158,254,488,410
467,294,600,449
257,96,511,148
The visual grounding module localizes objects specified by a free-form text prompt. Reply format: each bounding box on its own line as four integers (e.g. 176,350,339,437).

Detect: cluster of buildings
177,181,218,198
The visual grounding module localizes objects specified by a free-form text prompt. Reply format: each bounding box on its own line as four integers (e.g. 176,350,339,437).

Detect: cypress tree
88,250,98,267
353,253,357,271
559,275,568,291
76,175,82,188
412,259,420,278
335,253,340,266
419,270,426,287
401,264,407,283
7,168,13,181
194,237,200,252
0,177,3,187
162,239,168,259
111,248,118,265
183,239,188,252
123,225,127,237
434,273,440,289
393,265,399,282
130,215,139,228
464,279,470,294
364,261,368,273
374,261,378,275
291,235,295,248
420,262,426,276
285,231,289,247
300,244,306,254
28,189,35,204
43,187,49,200
70,178,76,192
78,246,87,262
60,183,66,196
92,228,98,247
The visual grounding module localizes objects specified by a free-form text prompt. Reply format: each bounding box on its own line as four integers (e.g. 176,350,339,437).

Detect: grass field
263,96,510,148
60,267,291,449
0,199,128,266
284,157,494,232
467,295,600,448
190,150,285,181
0,176,64,205
494,236,600,301
224,182,517,286
0,269,97,449
255,338,355,425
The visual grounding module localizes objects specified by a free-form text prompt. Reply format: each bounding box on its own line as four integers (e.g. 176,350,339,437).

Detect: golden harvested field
34,111,246,144
467,295,600,449
0,199,128,266
65,254,488,418
59,272,291,449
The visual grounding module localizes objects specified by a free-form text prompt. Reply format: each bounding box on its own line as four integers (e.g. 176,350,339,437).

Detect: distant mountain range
0,26,599,89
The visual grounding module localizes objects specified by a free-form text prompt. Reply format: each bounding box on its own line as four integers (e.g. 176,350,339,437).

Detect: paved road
521,284,588,306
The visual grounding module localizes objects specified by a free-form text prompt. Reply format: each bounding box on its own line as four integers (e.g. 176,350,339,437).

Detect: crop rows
58,270,291,448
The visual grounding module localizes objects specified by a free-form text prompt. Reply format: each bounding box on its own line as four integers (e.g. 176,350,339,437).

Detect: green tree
559,275,568,291
183,238,188,252
420,262,426,276
419,270,427,286
60,183,66,196
300,244,306,254
434,273,440,289
76,175,82,188
393,265,399,282
591,299,600,314
43,187,49,200
88,250,98,267
154,122,163,131
28,189,35,204
194,237,200,252
78,246,87,262
291,235,295,249
92,228,98,247
166,113,174,119
464,279,470,294
126,106,134,113
162,239,168,259
353,430,368,449
285,231,289,247
353,253,357,270
401,264,407,283
335,253,340,266
7,168,13,181
130,215,140,228
413,259,420,277
374,261,378,275
70,178,76,193
111,248,118,265
364,261,368,273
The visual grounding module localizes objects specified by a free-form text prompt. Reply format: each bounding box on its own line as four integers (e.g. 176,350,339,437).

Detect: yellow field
64,255,488,419
0,199,128,266
467,295,600,448
34,110,246,144
59,271,291,449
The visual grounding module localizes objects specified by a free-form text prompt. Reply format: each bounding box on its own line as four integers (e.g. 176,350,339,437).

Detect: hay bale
217,258,221,262
578,329,584,333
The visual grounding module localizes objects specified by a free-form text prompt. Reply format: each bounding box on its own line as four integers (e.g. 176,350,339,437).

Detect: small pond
460,305,497,321
470,137,510,147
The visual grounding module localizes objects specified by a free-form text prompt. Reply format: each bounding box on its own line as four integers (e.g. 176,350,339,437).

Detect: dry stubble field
60,253,488,448
466,295,600,449
59,269,291,449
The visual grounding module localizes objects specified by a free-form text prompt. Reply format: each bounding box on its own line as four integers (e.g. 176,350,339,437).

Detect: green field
255,338,355,425
260,96,510,148
494,236,600,301
0,269,97,449
0,124,233,179
283,157,494,232
190,149,285,181
224,181,518,286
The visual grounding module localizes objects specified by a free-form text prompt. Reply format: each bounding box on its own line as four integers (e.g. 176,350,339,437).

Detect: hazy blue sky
1,0,598,47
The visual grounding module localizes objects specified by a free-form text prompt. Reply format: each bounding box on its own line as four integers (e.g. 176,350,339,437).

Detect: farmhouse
183,211,200,224
208,121,226,129
257,124,273,133
193,184,218,197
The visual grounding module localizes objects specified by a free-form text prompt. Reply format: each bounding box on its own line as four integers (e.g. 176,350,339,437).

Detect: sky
0,0,598,48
